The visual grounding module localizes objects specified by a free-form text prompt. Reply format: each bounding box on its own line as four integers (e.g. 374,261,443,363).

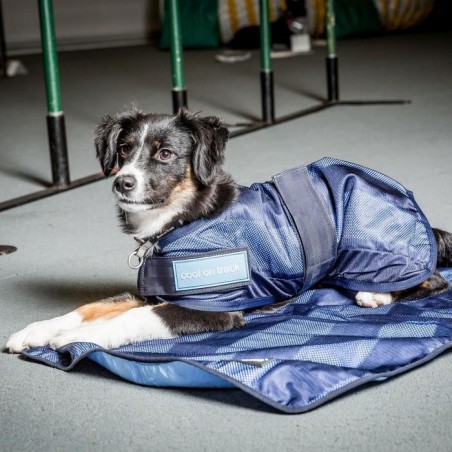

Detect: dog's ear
177,108,229,186
94,109,141,177
94,115,121,177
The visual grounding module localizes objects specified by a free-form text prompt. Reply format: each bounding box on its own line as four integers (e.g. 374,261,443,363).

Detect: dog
6,108,452,353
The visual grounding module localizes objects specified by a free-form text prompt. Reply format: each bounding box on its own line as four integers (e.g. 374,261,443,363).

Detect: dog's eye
118,145,130,159
157,149,173,161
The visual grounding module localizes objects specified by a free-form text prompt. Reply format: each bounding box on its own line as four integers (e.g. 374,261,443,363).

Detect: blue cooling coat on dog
138,157,436,311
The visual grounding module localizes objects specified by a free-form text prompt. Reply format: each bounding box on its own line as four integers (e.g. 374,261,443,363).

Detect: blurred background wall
2,0,161,55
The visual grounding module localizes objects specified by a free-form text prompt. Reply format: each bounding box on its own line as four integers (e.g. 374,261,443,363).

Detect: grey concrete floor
1,32,452,451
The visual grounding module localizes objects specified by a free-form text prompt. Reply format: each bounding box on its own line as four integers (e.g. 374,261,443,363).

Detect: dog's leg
6,293,143,353
356,271,450,308
49,303,244,350
7,296,244,352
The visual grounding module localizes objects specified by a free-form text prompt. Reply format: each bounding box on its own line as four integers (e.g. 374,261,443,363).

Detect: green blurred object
160,0,220,49
335,0,383,38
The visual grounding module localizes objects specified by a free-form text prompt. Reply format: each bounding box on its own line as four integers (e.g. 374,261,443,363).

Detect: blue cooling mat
23,269,452,413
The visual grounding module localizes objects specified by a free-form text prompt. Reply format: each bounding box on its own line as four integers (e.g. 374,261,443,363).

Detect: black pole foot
0,245,17,255
326,56,339,103
47,114,70,188
172,89,188,114
261,70,275,124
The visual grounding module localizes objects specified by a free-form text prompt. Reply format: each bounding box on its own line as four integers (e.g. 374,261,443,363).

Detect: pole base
326,56,339,103
47,114,70,188
172,89,188,114
260,70,275,124
0,245,17,255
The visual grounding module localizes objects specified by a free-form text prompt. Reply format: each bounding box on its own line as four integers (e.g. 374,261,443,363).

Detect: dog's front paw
6,322,56,353
355,291,394,308
6,312,82,353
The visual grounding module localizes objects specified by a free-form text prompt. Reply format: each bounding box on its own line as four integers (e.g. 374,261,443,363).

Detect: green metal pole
325,0,336,57
259,0,271,72
259,0,275,123
168,0,187,113
38,0,62,113
325,0,339,102
38,0,70,187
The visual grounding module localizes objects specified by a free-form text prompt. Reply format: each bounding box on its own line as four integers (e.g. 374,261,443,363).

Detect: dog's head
95,108,234,237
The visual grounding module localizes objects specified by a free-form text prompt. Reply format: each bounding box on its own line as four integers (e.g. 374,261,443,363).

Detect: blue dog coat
138,157,437,311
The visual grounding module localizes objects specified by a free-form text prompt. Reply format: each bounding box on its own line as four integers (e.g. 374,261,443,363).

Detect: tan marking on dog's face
76,297,144,322
121,135,136,147
167,165,197,206
152,139,161,149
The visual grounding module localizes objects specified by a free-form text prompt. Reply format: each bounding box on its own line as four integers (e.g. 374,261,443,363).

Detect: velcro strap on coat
273,165,337,289
139,248,251,297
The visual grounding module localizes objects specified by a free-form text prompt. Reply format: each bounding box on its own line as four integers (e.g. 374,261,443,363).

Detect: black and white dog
6,108,452,353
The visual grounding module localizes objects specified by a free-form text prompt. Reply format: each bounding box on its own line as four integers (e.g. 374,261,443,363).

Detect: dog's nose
114,175,136,194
